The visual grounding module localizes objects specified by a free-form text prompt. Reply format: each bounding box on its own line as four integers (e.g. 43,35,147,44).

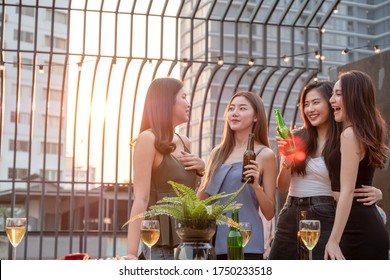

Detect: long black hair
292,81,341,176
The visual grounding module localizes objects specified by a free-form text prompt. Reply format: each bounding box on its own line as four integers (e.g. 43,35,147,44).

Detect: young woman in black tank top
325,70,389,260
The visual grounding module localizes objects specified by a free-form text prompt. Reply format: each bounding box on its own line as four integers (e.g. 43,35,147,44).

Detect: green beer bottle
274,109,292,139
227,209,244,260
274,109,295,154
297,210,309,260
241,133,256,184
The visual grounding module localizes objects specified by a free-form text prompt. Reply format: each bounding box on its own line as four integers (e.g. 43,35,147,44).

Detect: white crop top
289,157,332,197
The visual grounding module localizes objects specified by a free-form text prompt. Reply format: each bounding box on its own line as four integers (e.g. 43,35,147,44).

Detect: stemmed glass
239,222,252,247
299,220,320,260
6,218,27,260
140,220,160,260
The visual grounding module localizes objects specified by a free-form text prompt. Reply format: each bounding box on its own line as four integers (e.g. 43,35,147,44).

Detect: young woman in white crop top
268,81,382,260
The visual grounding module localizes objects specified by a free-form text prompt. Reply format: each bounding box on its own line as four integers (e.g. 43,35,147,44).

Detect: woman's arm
353,185,382,206
126,131,156,259
275,136,294,193
197,148,217,200
176,134,205,185
277,157,293,193
325,128,362,260
252,148,277,220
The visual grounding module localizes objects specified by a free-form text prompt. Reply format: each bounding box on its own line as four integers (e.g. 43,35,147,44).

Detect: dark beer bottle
227,209,244,260
297,210,309,260
241,133,256,184
274,109,295,154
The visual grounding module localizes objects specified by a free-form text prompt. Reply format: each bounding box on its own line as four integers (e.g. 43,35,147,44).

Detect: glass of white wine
6,218,27,260
299,219,320,260
140,220,160,260
239,222,252,247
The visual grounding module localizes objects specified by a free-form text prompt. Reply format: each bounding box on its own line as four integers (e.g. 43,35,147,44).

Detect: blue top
205,147,266,255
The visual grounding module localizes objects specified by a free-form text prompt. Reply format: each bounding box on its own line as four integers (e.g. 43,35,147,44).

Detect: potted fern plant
125,179,248,260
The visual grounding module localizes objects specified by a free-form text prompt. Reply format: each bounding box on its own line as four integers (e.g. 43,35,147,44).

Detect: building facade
180,0,390,160
0,2,68,190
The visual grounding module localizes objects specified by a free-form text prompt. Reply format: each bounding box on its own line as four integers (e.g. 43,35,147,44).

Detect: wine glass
6,218,27,260
299,220,320,260
239,222,252,247
140,220,160,260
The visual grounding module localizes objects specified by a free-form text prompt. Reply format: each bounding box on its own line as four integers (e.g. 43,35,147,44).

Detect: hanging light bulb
320,28,326,33
77,62,82,71
313,74,318,82
38,65,44,74
148,59,153,66
320,55,325,61
112,57,117,65
314,51,321,59
217,56,224,65
0,61,4,71
248,58,255,66
374,45,380,54
333,7,338,14
282,55,290,63
341,48,349,55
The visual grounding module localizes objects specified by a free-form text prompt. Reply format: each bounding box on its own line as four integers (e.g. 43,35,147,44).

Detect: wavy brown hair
338,70,389,168
292,81,341,176
203,91,270,187
138,77,184,154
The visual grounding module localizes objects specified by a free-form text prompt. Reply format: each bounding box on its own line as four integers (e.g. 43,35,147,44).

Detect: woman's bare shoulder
136,130,156,146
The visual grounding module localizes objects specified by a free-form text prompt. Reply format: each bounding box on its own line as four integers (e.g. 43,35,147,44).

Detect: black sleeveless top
328,143,374,192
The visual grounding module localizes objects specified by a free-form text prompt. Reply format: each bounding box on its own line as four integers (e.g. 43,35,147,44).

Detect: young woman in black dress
325,70,389,260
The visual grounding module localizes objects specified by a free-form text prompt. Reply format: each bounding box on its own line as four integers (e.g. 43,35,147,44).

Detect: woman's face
227,96,257,132
172,88,190,126
304,88,330,129
330,80,347,123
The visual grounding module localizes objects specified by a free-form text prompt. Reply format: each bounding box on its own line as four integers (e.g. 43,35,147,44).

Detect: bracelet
196,170,205,177
282,160,292,169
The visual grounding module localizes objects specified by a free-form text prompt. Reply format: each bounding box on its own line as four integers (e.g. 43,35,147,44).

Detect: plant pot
174,219,216,260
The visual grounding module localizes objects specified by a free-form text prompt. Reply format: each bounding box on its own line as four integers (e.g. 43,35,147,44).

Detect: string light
320,28,326,33
313,74,318,82
333,7,338,14
0,43,386,72
217,56,224,65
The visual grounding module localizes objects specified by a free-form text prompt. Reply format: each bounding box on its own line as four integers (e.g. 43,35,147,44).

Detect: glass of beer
299,220,320,260
239,222,252,247
140,220,160,260
6,218,27,260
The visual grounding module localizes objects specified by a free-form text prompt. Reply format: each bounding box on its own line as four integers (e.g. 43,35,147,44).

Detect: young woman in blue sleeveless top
197,91,277,260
